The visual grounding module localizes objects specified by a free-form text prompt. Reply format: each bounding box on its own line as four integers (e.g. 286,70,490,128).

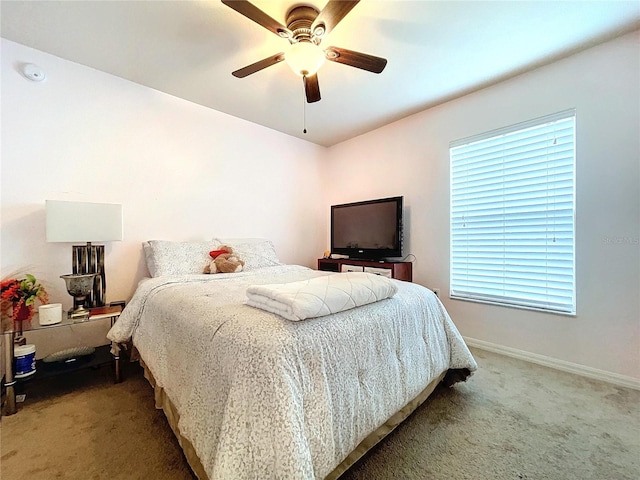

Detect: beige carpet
2,347,639,480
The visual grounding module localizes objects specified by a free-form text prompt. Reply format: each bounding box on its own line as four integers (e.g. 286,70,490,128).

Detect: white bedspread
108,265,476,480
246,272,398,321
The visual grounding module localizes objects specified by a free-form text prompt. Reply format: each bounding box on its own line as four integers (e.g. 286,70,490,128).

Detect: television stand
317,258,412,282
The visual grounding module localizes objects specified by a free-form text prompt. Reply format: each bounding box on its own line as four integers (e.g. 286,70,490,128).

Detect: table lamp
46,200,123,309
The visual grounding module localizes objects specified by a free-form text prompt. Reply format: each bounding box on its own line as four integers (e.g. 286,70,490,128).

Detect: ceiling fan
222,0,387,103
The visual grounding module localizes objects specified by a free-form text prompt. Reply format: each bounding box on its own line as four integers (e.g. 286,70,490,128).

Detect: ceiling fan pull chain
303,75,307,134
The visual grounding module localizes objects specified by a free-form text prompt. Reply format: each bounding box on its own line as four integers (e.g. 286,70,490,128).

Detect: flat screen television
331,196,403,260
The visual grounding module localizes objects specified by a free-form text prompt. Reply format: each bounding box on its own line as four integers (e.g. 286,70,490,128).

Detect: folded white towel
246,272,398,321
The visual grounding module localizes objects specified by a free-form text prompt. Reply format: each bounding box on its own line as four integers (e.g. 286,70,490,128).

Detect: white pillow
213,238,281,271
144,240,218,277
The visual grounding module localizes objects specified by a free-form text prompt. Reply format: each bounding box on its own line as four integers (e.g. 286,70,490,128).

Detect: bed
107,239,477,480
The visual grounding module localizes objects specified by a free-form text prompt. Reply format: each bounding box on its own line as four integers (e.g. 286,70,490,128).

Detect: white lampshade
46,200,123,243
285,41,325,76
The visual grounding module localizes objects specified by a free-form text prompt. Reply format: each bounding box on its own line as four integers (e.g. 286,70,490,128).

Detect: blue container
14,344,36,378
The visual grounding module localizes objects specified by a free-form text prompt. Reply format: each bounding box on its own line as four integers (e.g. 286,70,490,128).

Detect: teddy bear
204,245,245,274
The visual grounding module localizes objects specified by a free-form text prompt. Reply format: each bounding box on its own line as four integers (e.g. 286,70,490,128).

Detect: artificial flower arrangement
1,274,49,322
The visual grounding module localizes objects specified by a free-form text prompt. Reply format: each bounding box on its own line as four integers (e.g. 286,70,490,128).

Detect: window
450,110,575,314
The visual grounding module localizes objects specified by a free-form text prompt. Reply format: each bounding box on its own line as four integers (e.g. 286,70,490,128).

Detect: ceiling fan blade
304,74,321,103
232,53,285,78
222,0,292,38
311,0,359,38
325,47,387,74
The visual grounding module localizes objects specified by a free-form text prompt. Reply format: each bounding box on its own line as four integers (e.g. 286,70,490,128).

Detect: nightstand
1,305,122,416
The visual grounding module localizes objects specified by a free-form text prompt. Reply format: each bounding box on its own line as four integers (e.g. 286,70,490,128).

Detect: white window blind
450,110,576,314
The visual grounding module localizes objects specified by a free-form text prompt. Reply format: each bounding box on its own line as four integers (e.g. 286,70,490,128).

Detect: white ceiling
2,1,639,147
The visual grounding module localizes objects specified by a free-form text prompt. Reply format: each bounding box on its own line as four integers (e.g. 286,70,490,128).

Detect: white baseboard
464,336,640,391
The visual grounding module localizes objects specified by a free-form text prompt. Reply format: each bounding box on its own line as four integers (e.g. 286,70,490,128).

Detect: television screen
331,196,403,260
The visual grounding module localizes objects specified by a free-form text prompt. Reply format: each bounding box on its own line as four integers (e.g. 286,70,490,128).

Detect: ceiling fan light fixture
285,41,325,76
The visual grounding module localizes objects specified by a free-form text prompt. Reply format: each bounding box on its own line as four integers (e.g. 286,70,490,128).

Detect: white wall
1,39,326,357
322,31,640,381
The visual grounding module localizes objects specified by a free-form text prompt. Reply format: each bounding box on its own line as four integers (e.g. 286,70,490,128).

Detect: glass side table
2,305,122,416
